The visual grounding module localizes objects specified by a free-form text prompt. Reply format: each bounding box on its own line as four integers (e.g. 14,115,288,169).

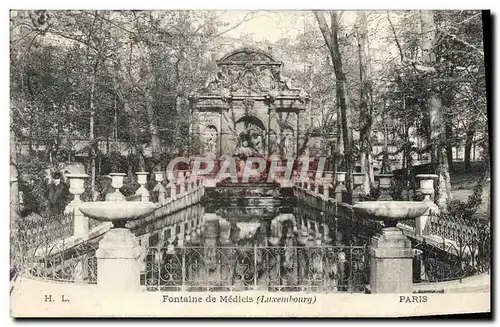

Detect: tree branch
386,11,405,64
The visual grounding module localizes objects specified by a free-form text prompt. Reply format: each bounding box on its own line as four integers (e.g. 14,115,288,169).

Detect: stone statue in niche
281,127,295,157
268,130,279,155
203,125,218,158
235,122,265,157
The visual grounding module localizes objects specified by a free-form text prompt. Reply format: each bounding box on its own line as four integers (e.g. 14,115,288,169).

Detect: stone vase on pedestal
416,174,439,201
106,173,126,201
353,201,430,293
65,173,89,238
153,171,166,204
415,174,439,235
78,201,156,292
376,174,393,201
135,172,150,202
352,172,365,203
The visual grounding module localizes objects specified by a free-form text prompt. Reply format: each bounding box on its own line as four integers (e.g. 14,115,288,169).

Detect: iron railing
17,212,74,251
141,245,369,293
11,234,98,284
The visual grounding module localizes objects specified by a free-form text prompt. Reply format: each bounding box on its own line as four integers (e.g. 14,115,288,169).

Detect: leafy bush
17,155,50,215
390,178,405,201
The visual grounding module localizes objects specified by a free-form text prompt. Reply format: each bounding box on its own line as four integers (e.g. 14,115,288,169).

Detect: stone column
96,227,142,291
65,174,89,239
369,227,414,293
135,172,150,202
106,173,126,201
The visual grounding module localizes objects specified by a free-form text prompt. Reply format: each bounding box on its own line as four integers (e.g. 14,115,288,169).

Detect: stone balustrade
294,170,490,259
61,169,205,246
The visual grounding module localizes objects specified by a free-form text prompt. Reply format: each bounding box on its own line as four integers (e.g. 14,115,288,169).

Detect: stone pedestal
96,228,141,292
369,227,413,293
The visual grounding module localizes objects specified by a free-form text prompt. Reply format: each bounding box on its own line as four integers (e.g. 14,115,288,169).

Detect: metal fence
141,245,369,293
16,212,74,251
11,212,98,284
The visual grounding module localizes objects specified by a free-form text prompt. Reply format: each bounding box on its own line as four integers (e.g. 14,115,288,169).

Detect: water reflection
136,192,369,292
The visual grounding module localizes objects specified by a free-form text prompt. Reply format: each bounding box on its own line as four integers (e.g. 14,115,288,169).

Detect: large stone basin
352,201,430,227
79,201,156,227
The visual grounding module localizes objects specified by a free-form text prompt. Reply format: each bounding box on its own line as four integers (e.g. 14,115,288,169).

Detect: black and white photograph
8,8,491,317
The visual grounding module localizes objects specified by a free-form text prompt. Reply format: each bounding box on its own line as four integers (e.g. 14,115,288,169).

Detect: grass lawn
449,161,490,219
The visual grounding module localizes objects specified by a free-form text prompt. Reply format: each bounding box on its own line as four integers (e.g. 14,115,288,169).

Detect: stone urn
106,173,126,201
353,201,430,228
66,173,88,198
416,174,438,201
376,173,393,200
153,171,164,183
336,171,347,184
353,172,364,188
78,201,156,291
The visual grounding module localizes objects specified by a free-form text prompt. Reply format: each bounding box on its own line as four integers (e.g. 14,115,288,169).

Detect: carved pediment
193,48,309,106
217,47,279,65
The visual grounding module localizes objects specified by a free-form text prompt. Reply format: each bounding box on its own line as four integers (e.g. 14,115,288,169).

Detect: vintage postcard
9,9,491,318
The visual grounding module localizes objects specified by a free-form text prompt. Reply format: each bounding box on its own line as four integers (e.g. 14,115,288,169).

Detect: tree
314,11,354,196
355,11,375,193
420,10,452,209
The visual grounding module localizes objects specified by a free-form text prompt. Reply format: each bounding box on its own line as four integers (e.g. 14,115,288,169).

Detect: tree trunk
356,11,373,193
421,10,452,209
89,64,97,200
464,121,475,172
314,11,354,197
10,126,21,265
445,113,454,172
381,98,390,173
145,90,161,169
